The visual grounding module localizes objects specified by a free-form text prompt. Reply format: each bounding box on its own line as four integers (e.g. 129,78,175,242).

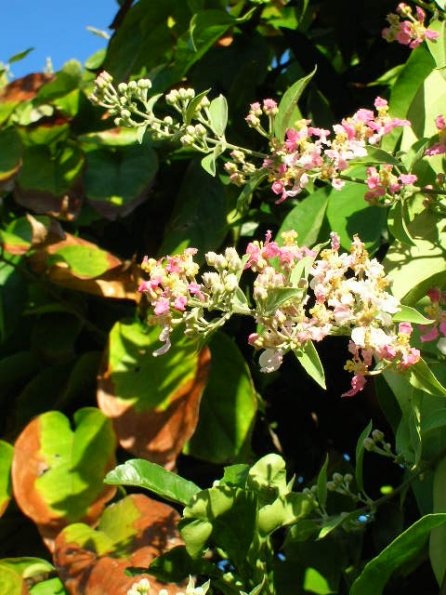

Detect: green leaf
101,320,200,411
185,332,257,464
408,360,446,398
355,421,372,494
84,144,158,219
29,577,66,594
200,143,225,177
208,94,228,137
105,459,200,505
222,464,250,488
278,188,329,248
274,66,317,141
247,453,288,503
387,201,415,246
182,486,257,565
0,441,13,517
257,492,313,535
294,341,326,389
426,20,446,69
350,514,446,595
430,457,446,585
303,567,335,595
8,48,34,64
382,45,434,153
316,455,329,508
350,146,402,167
326,182,386,254
16,144,84,202
392,305,432,325
261,287,304,315
0,558,55,595
184,88,211,125
0,127,22,183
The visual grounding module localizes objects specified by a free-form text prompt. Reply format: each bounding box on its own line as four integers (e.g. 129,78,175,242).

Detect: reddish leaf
97,321,211,470
54,494,183,595
1,214,65,256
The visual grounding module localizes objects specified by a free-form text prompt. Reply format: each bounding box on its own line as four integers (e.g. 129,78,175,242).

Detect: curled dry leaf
54,494,183,595
97,321,211,470
12,408,117,549
0,72,54,104
28,233,142,301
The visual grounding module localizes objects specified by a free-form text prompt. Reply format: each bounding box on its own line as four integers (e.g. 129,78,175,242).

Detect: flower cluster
419,288,446,354
382,3,439,49
139,232,420,396
250,97,410,203
365,165,418,206
425,115,446,156
127,577,210,595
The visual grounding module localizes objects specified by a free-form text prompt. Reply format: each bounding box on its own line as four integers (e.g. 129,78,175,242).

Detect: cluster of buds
139,231,421,396
249,97,410,203
425,115,446,157
363,428,404,465
382,3,439,49
365,165,418,206
245,99,279,137
90,71,214,144
326,472,360,499
420,288,446,354
127,577,210,595
224,149,257,186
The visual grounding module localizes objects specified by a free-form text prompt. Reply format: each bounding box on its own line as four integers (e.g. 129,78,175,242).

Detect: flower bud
372,429,384,442
118,82,128,93
363,437,375,451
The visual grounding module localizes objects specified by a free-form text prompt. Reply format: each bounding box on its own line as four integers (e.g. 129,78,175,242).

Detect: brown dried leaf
54,494,183,595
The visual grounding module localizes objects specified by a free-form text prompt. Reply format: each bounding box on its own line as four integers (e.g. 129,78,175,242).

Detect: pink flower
342,374,367,398
173,296,187,311
398,322,413,335
154,298,170,316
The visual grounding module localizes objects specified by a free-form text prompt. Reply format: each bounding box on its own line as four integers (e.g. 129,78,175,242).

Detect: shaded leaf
159,161,228,259
0,127,22,186
14,144,84,220
350,514,446,595
84,143,158,220
185,332,257,464
355,421,372,494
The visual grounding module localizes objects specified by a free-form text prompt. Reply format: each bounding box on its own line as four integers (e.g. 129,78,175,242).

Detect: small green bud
332,473,343,484
363,437,375,451
372,429,384,442
128,80,137,90
118,82,128,93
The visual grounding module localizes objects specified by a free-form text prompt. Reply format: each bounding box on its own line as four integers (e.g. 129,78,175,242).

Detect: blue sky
1,1,118,78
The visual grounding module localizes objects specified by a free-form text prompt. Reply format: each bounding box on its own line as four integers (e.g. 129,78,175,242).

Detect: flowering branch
138,231,421,397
